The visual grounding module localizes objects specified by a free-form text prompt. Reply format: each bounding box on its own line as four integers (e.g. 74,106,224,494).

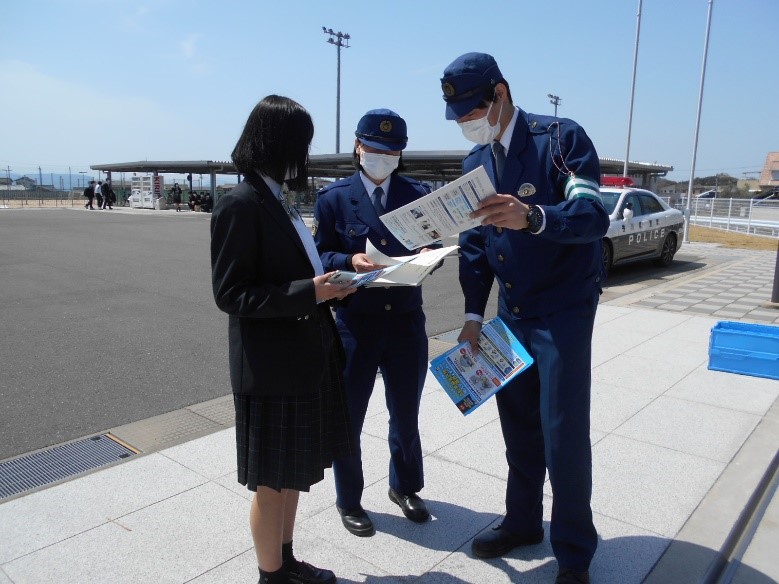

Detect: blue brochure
430,317,534,416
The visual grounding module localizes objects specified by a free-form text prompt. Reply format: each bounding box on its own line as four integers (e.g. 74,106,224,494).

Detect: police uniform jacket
211,172,341,397
460,108,610,320
315,171,431,315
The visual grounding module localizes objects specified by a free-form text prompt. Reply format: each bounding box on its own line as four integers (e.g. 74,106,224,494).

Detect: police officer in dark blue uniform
440,53,609,584
314,109,434,537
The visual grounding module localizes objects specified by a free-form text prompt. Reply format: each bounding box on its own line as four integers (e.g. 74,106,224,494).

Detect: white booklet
329,242,459,288
379,165,496,250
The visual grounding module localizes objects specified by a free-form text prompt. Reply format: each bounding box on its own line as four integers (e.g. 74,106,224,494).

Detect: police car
600,177,685,278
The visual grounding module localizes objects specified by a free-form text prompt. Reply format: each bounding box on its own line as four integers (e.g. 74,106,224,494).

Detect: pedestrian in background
95,180,104,208
101,179,115,209
211,94,355,584
440,52,609,584
83,180,95,210
314,109,434,537
172,182,182,212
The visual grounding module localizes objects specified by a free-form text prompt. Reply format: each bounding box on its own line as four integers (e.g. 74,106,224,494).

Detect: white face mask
360,151,400,182
458,100,503,145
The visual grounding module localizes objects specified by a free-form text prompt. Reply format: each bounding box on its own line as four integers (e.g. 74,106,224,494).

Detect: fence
664,197,779,238
4,189,778,239
0,189,132,208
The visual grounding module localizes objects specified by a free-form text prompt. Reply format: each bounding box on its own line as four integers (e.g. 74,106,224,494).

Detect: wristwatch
525,204,544,234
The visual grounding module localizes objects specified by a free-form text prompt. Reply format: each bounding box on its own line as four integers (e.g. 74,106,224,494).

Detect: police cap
440,52,504,120
355,109,408,151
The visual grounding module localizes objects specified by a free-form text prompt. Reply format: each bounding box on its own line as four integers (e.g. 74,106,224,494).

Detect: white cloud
178,33,202,60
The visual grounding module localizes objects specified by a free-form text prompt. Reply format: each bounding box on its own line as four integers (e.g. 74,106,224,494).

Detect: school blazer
211,172,341,396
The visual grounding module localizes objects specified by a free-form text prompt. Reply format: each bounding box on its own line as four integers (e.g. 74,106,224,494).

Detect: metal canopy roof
91,153,672,183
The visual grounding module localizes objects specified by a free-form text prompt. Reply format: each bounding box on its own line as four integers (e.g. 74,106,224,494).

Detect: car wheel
654,233,677,267
602,239,613,279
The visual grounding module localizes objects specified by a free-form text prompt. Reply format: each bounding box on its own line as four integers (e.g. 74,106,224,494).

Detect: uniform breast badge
517,183,536,197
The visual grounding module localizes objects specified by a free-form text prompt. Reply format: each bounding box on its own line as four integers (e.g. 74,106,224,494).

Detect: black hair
231,95,314,191
477,80,513,110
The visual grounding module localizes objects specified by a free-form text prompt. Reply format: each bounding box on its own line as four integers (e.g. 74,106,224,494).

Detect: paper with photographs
379,165,496,249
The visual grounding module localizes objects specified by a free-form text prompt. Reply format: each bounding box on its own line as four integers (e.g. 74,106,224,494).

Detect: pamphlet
329,243,459,288
430,317,534,416
379,165,497,250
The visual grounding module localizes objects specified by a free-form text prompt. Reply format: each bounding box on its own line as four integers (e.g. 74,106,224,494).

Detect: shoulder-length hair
231,95,314,191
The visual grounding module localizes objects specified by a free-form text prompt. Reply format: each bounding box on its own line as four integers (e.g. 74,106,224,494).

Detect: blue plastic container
708,321,779,381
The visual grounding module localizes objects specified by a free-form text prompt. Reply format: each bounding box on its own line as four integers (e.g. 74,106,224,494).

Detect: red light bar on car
601,176,635,187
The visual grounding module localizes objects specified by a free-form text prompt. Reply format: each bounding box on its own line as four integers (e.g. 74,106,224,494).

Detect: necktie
372,186,385,216
492,141,506,182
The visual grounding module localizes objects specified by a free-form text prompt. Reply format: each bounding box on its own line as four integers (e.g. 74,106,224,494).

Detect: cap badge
518,183,536,197
380,120,393,133
442,82,455,97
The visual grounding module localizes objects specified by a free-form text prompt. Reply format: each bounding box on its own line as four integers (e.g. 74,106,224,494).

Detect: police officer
314,109,433,536
440,53,609,584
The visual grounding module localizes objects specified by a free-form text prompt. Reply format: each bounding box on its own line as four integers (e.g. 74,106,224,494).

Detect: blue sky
1,0,776,184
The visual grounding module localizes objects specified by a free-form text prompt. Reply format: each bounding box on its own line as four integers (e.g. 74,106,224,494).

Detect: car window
600,191,621,214
639,194,663,214
623,194,642,217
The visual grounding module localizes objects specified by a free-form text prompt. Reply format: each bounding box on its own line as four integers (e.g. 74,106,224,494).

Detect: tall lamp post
623,0,643,178
683,0,715,244
547,94,561,117
322,27,350,153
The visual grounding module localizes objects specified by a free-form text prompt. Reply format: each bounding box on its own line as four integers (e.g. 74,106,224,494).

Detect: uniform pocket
335,222,370,252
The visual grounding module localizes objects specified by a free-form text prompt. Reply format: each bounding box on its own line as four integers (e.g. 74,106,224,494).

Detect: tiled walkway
624,243,779,324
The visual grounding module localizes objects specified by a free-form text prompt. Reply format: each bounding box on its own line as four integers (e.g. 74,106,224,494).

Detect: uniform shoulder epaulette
316,177,349,197
527,112,581,136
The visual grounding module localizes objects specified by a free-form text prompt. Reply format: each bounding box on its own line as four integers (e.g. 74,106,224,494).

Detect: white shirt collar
259,173,282,197
497,106,520,153
359,172,391,202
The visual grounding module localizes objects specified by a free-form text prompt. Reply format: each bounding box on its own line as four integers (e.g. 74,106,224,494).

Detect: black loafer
285,559,336,584
388,488,430,523
336,505,375,537
556,568,590,584
471,523,544,558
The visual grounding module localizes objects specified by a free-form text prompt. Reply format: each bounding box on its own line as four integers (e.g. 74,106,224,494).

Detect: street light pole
322,27,351,154
623,0,643,178
547,94,560,117
684,0,715,244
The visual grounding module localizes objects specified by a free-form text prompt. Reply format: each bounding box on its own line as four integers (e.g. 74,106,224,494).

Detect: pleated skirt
233,342,353,492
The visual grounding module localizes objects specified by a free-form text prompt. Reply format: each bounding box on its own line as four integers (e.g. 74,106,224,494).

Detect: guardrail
664,197,779,238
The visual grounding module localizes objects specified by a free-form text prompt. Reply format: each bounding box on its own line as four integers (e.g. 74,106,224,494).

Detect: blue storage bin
708,321,779,381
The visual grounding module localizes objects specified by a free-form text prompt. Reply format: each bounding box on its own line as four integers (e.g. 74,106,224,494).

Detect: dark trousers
333,308,427,509
497,291,599,571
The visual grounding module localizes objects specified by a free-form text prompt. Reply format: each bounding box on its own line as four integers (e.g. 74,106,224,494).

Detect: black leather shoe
556,568,590,584
388,488,430,523
336,505,375,537
285,559,336,584
471,523,544,558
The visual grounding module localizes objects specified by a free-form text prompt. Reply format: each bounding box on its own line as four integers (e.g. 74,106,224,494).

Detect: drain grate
0,434,138,500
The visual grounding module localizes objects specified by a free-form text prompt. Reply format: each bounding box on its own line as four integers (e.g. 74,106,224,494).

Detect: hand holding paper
329,243,459,288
